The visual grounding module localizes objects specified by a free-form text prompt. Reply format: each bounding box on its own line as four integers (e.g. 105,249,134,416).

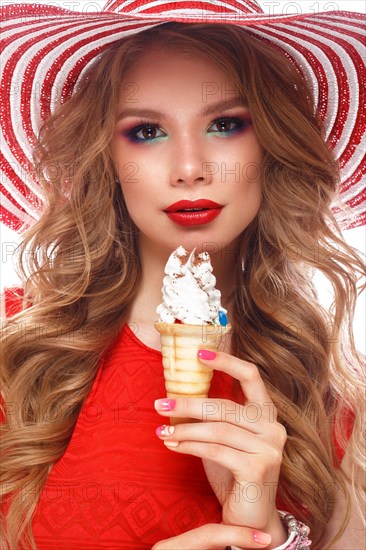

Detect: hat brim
1,4,365,230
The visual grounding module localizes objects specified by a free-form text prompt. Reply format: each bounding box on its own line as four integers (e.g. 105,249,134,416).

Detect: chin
164,234,237,257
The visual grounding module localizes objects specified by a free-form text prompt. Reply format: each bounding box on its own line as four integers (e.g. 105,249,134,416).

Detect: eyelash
123,116,251,143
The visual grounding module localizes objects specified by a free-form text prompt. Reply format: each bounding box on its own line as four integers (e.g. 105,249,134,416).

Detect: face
111,47,263,259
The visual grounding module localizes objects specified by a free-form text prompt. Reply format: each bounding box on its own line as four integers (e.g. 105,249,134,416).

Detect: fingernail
197,349,216,360
253,531,271,545
154,399,176,411
156,424,175,437
164,440,179,447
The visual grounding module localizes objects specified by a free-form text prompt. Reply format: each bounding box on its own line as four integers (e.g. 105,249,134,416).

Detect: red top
31,323,244,549
2,287,354,549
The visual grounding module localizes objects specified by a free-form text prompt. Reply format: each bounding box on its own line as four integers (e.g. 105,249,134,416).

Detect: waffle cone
154,321,231,424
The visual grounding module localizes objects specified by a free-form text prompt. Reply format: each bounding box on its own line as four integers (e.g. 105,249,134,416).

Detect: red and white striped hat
1,0,365,231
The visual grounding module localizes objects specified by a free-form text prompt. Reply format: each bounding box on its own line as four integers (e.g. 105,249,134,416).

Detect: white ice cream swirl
156,246,227,325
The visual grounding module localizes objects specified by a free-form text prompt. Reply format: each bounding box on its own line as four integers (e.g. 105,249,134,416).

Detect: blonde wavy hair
1,22,365,549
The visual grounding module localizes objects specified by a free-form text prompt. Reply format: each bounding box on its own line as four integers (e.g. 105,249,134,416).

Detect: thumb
151,523,271,549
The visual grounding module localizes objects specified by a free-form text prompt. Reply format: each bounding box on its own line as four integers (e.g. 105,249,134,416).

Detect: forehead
118,47,239,106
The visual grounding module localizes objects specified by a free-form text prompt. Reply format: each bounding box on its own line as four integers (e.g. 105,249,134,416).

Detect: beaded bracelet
273,511,312,549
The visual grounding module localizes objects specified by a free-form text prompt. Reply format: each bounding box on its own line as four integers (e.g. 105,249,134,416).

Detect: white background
1,0,365,353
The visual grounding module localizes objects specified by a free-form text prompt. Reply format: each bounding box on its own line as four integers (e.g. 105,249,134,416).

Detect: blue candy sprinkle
219,309,228,326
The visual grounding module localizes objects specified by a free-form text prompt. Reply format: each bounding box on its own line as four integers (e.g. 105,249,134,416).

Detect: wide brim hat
1,0,365,231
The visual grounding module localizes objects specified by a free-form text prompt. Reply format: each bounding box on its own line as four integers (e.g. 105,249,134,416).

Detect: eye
208,116,251,135
125,123,166,143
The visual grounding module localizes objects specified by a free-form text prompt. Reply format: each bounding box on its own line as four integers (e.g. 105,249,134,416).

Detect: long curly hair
1,22,365,549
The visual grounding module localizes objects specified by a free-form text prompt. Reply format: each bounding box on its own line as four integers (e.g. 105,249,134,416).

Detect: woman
1,2,365,549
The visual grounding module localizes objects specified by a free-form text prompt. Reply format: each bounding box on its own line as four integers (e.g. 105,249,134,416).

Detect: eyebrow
116,98,247,121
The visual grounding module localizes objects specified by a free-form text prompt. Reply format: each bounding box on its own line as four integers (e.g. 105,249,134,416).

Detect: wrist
263,509,288,549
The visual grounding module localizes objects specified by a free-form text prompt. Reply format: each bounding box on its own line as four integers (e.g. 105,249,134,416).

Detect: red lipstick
164,199,223,226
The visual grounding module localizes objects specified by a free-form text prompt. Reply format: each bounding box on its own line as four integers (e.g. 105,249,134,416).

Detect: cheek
113,142,162,189
244,178,262,219
243,160,262,183
240,143,263,201
223,135,263,181
119,168,154,222
112,143,137,182
232,167,262,227
119,161,141,188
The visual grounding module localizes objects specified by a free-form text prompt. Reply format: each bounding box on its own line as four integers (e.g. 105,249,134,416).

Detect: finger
197,350,270,403
154,397,273,430
151,523,271,549
197,350,276,417
156,422,287,471
156,421,278,453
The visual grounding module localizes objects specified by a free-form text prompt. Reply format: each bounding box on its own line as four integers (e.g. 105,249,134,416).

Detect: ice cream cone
154,321,231,424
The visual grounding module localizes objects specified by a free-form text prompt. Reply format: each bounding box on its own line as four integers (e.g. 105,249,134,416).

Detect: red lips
164,199,223,226
165,199,222,212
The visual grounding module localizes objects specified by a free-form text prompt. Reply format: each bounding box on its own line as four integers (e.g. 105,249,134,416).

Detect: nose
170,136,213,187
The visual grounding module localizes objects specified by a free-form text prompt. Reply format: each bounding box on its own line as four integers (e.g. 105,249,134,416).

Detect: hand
154,351,287,543
152,522,272,549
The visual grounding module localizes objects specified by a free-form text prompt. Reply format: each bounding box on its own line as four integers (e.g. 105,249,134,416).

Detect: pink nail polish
197,349,216,360
156,424,175,437
253,531,271,545
154,399,176,411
